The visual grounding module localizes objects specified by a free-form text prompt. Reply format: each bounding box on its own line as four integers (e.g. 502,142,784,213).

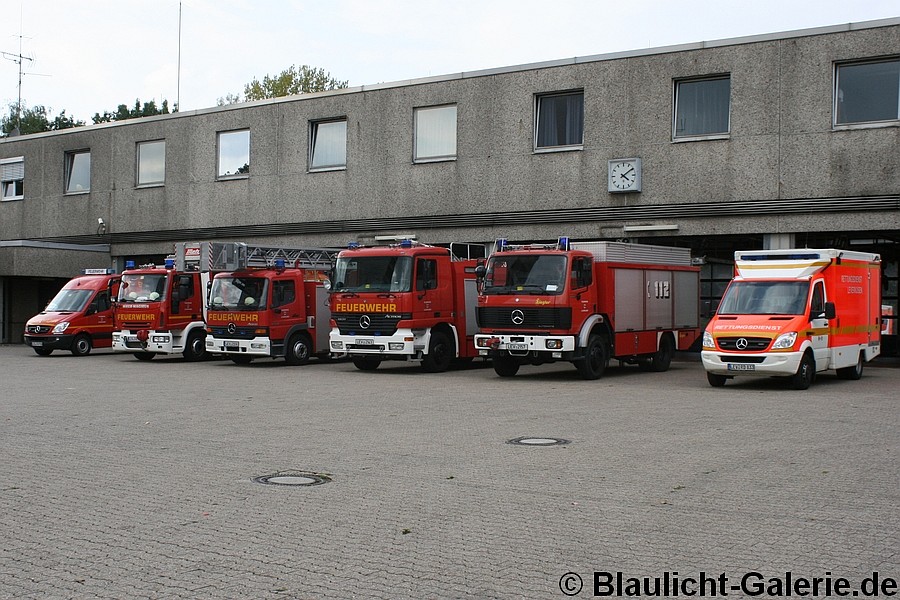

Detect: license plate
507,343,528,351
32,341,43,347
727,363,755,371
224,340,239,349
356,339,374,346
127,336,138,343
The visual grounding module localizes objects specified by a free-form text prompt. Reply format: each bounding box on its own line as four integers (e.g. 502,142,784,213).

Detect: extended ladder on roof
178,242,339,273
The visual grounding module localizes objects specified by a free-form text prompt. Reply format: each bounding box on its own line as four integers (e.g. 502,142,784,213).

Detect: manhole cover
507,436,570,446
252,471,331,486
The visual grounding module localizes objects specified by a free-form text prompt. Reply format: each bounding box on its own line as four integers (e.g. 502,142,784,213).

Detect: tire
353,358,381,371
133,352,155,361
70,334,92,357
182,330,207,362
421,331,454,373
491,353,519,377
707,372,728,387
646,334,675,373
790,352,815,390
836,352,864,380
284,332,312,366
33,347,53,356
231,355,253,365
575,334,608,380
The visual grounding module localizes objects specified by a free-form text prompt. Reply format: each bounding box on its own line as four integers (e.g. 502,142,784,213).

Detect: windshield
718,281,809,315
46,289,93,312
333,256,412,293
481,254,567,295
119,274,167,302
209,276,268,310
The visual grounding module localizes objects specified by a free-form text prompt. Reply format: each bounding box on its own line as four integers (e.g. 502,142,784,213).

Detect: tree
224,64,348,104
1,103,85,136
92,99,172,124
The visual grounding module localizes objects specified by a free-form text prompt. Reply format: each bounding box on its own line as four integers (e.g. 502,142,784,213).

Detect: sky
2,0,898,124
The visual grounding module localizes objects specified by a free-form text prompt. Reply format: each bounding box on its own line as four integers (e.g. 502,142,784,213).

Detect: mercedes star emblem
359,315,371,329
736,337,749,350
511,309,525,325
227,323,237,334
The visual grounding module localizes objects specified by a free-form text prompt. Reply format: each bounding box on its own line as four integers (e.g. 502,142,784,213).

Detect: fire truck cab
24,270,120,356
702,248,881,389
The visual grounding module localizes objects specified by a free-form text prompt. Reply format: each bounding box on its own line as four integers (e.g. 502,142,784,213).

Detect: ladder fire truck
474,238,701,379
204,242,338,365
112,242,211,361
328,239,482,372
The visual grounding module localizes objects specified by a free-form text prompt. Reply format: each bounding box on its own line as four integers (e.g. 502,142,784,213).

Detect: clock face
608,158,641,192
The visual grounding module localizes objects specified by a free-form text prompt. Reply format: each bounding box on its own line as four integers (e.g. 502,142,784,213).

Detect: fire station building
1,18,898,349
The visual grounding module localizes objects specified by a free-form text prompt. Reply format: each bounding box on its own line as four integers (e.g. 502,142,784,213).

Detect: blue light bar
125,260,136,269
557,236,570,251
275,258,286,269
348,241,360,249
164,258,175,269
495,238,508,252
400,239,413,248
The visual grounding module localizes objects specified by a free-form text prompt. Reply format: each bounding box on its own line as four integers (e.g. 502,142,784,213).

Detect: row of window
1,57,897,201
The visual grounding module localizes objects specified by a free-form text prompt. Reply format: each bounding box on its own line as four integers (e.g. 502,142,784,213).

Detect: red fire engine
474,238,701,379
205,243,338,365
328,240,482,372
113,242,213,361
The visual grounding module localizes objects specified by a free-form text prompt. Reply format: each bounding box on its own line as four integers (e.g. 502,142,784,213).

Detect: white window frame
1,156,24,201
217,129,251,180
136,140,166,187
413,104,457,163
833,57,900,129
534,90,584,152
64,150,91,194
309,118,348,172
672,75,731,142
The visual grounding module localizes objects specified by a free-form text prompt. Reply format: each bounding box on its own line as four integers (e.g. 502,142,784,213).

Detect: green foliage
92,99,172,124
1,103,85,136
242,64,348,101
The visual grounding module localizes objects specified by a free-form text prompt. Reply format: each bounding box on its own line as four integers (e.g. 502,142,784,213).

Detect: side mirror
474,265,486,279
824,301,836,320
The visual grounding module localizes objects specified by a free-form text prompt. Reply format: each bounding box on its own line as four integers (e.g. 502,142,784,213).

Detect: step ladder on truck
204,242,339,365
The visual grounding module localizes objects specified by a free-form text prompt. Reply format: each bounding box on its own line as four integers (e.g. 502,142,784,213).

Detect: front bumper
474,333,576,357
112,331,175,354
207,335,273,357
24,334,76,351
329,328,425,360
701,350,803,377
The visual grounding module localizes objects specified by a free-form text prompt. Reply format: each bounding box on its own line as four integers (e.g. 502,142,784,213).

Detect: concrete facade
0,19,898,343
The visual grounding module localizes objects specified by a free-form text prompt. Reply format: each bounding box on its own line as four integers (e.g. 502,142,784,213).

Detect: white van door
809,280,830,367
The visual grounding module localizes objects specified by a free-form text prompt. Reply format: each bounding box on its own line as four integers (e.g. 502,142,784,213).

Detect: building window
414,104,457,162
217,129,250,179
309,119,347,171
835,58,900,126
1,157,24,201
65,150,91,194
535,91,584,151
137,140,166,186
673,75,731,139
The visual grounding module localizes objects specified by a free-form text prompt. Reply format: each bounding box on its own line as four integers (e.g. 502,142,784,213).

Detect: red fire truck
112,242,212,361
474,238,701,379
328,240,482,372
24,269,120,356
205,243,338,365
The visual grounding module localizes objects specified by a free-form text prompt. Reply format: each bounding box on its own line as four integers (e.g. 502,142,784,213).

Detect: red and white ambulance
702,249,881,389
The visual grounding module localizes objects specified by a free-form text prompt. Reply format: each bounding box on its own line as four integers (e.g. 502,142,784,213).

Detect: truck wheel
231,356,253,365
493,354,519,377
422,331,453,373
790,352,815,390
285,332,312,366
33,347,53,356
836,352,864,380
707,372,728,387
645,334,675,372
182,330,207,362
133,352,155,361
575,335,608,380
353,358,381,371
71,334,92,356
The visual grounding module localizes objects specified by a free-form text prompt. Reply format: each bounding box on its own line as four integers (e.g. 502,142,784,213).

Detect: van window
810,282,826,315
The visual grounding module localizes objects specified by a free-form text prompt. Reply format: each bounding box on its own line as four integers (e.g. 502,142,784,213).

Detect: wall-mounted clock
608,158,642,193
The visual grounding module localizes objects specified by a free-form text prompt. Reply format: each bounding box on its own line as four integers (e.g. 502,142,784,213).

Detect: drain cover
253,471,331,486
507,436,570,446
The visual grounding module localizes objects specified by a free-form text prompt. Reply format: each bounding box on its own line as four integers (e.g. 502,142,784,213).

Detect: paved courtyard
0,346,897,599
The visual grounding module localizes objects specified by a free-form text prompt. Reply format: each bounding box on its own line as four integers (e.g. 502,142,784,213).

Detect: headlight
702,331,715,349
331,341,343,350
388,342,405,351
771,332,797,350
545,339,563,350
52,322,70,334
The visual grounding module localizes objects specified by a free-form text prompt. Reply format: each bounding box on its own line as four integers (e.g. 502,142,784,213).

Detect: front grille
207,327,258,340
477,307,572,330
26,325,52,334
717,336,771,351
333,313,411,336
718,355,766,363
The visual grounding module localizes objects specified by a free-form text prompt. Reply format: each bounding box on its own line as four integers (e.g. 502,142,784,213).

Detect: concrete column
763,233,796,250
